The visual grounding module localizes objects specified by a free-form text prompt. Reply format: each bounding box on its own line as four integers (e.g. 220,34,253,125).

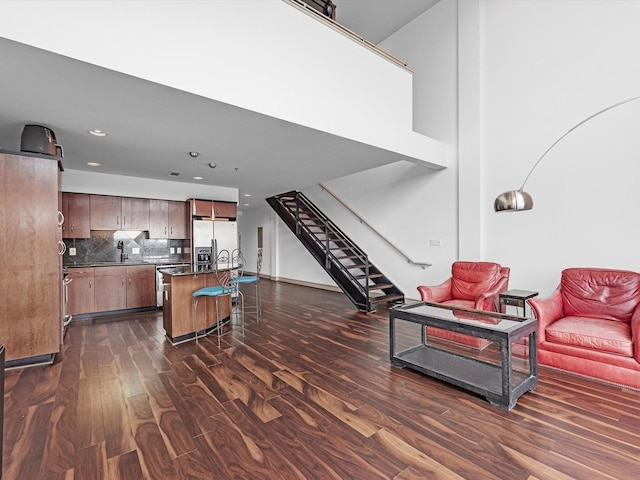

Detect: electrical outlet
170,247,175,254
429,239,441,247
177,247,181,254
69,247,76,256
132,247,140,254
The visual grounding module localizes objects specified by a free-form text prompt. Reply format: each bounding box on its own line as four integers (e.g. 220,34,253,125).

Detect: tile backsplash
63,230,189,265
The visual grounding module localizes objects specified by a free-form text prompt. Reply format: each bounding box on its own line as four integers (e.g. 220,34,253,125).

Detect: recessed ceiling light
243,193,251,197
244,203,251,207
193,176,203,180
189,151,199,158
87,162,101,167
88,129,107,137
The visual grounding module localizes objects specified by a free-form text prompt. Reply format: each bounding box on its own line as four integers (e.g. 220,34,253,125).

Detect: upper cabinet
122,197,149,231
62,192,90,238
168,200,188,239
149,200,188,239
190,198,237,219
191,199,212,217
213,201,237,219
90,194,122,230
89,195,149,231
149,199,169,238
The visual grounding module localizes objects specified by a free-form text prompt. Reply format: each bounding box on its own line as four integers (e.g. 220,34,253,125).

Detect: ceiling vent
168,171,181,177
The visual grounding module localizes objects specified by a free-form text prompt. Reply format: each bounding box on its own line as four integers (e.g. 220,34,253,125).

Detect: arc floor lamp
494,95,640,212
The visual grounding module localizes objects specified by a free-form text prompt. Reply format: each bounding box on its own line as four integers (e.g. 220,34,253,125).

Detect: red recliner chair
416,261,511,349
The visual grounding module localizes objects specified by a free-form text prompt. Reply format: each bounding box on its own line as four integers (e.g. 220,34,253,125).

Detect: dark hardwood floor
4,279,640,479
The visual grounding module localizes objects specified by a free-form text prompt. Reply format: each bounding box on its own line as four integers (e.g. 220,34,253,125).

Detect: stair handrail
319,183,432,269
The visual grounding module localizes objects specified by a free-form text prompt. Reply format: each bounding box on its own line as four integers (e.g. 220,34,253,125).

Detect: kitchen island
159,266,233,344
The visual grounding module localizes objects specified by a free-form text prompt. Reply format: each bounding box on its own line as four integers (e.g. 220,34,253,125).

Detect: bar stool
192,250,244,347
231,248,262,323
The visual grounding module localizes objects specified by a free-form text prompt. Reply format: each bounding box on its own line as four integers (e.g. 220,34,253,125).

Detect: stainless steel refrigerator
192,219,238,269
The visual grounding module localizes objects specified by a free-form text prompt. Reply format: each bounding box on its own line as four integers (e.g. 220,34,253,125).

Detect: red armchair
417,261,510,349
529,267,640,389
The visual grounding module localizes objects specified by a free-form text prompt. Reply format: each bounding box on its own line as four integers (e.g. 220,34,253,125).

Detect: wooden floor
4,279,640,479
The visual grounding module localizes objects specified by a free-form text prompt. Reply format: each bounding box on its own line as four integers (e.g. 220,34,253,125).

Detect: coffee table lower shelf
392,344,535,409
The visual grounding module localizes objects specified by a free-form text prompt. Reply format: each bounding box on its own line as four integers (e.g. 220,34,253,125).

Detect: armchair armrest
631,304,640,363
474,275,510,312
528,287,563,343
417,278,452,303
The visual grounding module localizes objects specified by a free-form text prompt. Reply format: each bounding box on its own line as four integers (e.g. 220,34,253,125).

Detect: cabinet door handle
70,225,74,233
123,216,126,226
58,211,65,226
117,215,120,226
164,226,167,235
58,240,66,255
89,280,92,289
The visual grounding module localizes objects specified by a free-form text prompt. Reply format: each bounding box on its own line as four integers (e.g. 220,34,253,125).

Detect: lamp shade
494,190,533,212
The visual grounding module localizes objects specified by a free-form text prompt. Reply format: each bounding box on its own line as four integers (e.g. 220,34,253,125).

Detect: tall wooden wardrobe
0,150,63,366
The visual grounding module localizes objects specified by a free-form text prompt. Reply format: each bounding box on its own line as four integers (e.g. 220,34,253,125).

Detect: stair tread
370,293,404,304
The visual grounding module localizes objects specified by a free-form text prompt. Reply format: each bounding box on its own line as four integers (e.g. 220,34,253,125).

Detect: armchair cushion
451,262,504,301
561,268,640,323
546,316,633,356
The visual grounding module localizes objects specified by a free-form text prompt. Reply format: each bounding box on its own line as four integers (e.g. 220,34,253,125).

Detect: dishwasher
155,264,189,307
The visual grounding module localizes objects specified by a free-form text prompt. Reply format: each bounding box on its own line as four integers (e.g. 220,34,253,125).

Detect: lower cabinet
67,268,96,315
94,267,127,312
67,264,155,315
126,265,156,309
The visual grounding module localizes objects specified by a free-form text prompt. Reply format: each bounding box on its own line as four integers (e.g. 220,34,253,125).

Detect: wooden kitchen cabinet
62,192,90,238
191,198,212,217
94,266,126,312
149,199,169,238
213,201,237,219
90,194,122,229
125,265,156,308
0,151,62,365
66,267,95,316
122,197,150,231
71,265,155,314
168,200,188,238
149,200,187,239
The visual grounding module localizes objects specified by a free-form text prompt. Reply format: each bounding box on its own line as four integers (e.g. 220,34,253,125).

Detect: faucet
116,240,127,262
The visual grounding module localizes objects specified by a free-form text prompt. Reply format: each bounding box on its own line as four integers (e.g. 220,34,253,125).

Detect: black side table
499,289,539,317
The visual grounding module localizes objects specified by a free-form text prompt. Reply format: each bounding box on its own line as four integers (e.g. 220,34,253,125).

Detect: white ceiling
0,0,439,210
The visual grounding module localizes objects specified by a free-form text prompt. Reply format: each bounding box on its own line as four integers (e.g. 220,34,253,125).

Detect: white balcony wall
0,0,445,166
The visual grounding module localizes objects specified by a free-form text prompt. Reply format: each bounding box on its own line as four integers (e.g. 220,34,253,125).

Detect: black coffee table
390,302,538,410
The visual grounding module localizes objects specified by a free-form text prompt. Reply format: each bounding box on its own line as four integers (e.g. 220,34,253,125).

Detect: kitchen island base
160,267,233,344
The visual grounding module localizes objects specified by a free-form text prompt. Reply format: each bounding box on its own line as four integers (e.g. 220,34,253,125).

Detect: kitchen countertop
159,264,237,277
64,261,190,268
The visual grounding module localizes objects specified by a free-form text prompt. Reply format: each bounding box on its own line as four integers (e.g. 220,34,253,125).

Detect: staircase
267,191,404,313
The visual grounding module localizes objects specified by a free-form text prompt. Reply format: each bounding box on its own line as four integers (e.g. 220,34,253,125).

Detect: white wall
249,0,640,304
483,0,640,296
0,0,445,166
250,0,460,299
